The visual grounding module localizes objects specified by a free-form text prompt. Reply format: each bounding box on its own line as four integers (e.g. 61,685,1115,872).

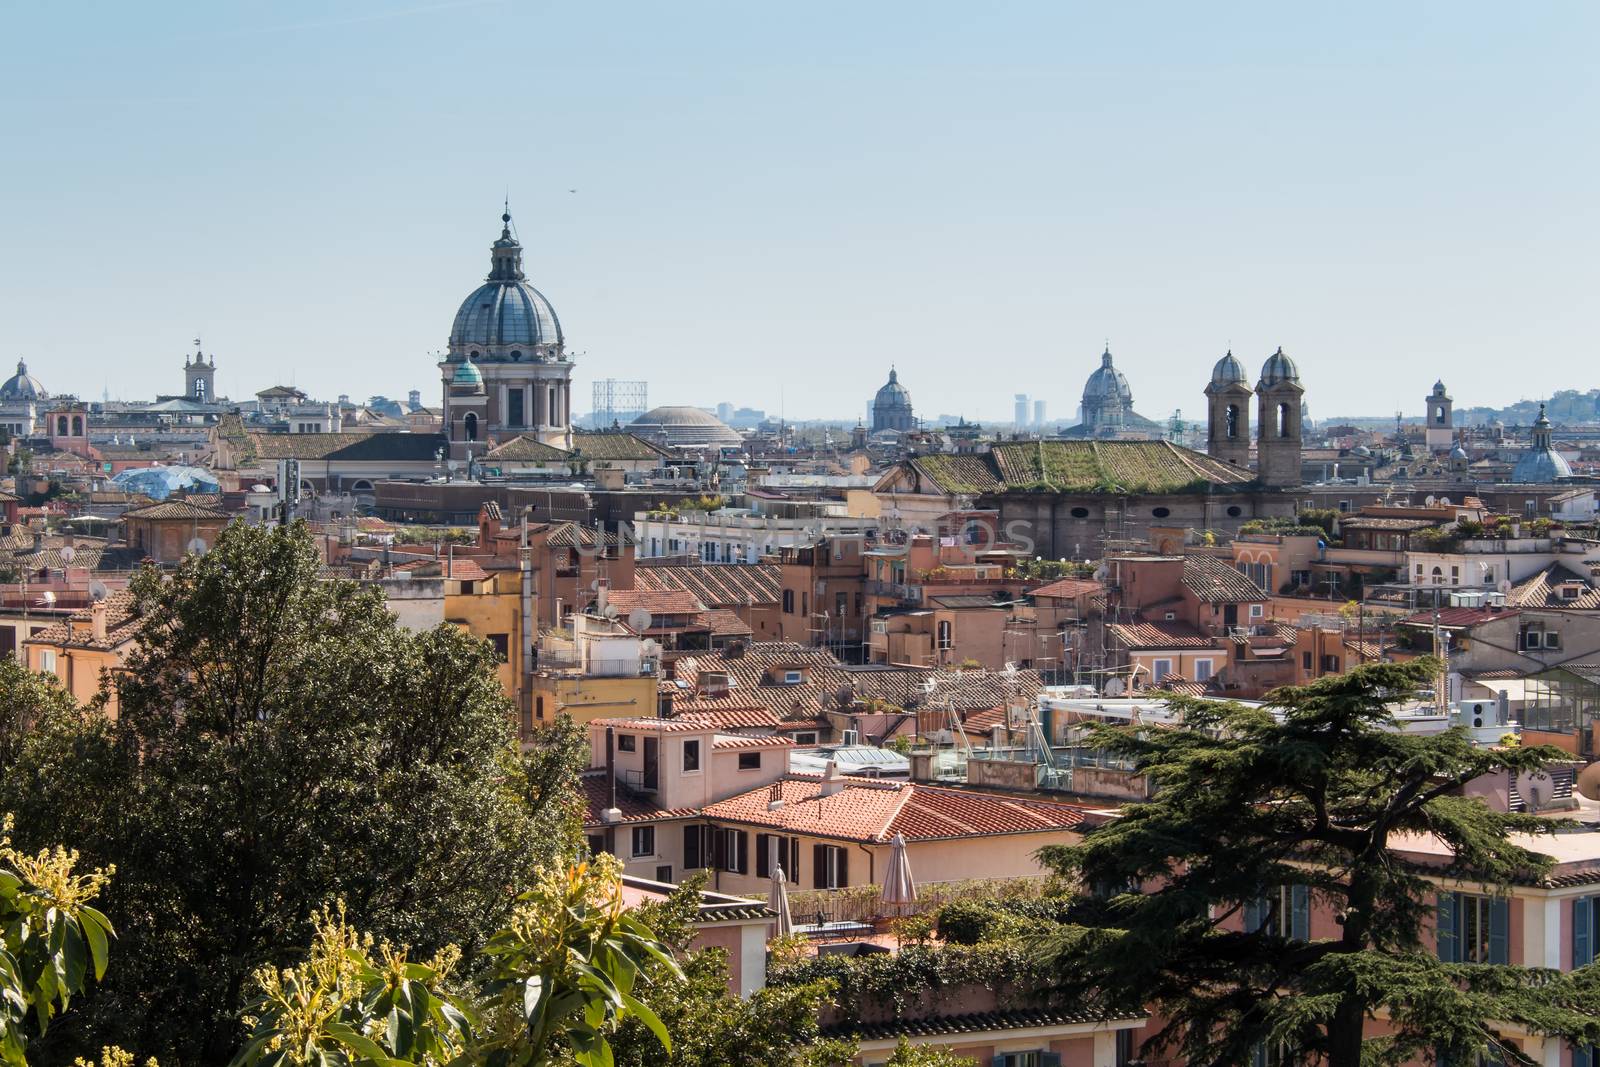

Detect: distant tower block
1014,394,1029,429
1033,399,1046,428
185,342,216,402
1204,349,1252,469
1424,379,1454,451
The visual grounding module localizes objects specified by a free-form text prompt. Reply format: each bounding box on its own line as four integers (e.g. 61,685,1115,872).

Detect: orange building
23,591,141,715
122,499,230,564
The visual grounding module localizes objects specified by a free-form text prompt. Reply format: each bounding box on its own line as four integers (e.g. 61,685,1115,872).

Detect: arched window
1225,404,1240,439
1435,405,1446,424
1279,403,1292,438
71,416,82,436
464,412,478,441
56,415,67,435
1431,566,1444,585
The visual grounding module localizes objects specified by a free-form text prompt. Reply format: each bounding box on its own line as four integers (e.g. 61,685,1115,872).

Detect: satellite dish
1498,579,1513,594
641,639,661,656
59,546,76,564
39,591,55,606
1525,773,1549,813
627,608,653,632
1104,676,1126,697
1425,495,1436,506
1093,565,1110,582
251,484,270,493
602,604,619,619
88,580,108,602
187,537,208,555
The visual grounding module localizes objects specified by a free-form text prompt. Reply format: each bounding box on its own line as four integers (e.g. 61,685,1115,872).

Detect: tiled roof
541,522,632,549
664,705,780,730
484,435,570,462
122,498,228,520
1107,619,1215,650
907,440,1252,496
1508,563,1600,609
825,1007,1144,1041
24,590,142,651
1399,606,1520,628
931,594,1015,610
1028,577,1104,599
634,562,782,607
589,716,714,732
604,588,705,616
248,432,446,462
697,608,753,638
579,770,698,828
703,777,1089,844
1182,554,1267,603
711,734,794,750
569,432,670,461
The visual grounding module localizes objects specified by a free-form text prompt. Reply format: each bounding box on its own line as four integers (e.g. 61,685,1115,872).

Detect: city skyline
2,1,1596,421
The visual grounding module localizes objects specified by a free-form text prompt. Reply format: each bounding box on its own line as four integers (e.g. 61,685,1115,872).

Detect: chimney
596,578,609,617
601,726,622,823
766,780,784,811
90,600,107,643
818,760,845,798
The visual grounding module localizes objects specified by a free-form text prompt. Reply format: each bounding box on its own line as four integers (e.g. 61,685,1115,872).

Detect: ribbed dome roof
1210,350,1247,386
874,368,912,407
451,360,485,391
1082,348,1132,402
1258,346,1300,387
1512,448,1571,482
449,213,563,352
629,406,742,449
0,360,47,401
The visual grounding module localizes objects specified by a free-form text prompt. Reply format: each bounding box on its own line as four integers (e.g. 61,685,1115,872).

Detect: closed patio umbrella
880,833,917,916
771,864,793,937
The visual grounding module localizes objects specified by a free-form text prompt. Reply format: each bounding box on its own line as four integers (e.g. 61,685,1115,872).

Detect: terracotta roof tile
702,777,1090,844
24,590,142,651
634,562,781,607
1108,619,1216,650
1181,554,1268,603
1028,577,1104,599
604,588,705,616
711,734,794,750
579,770,698,828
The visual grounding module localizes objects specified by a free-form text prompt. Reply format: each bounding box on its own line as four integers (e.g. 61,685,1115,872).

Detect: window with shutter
756,834,771,879
813,844,827,889
1291,884,1310,941
1576,896,1595,969
1437,892,1459,962
684,825,704,869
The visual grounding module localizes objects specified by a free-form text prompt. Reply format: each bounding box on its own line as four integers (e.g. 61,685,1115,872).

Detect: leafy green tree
230,905,472,1067
231,859,678,1067
882,1040,975,1066
5,521,584,1065
0,816,115,1066
1039,660,1600,1067
0,662,82,775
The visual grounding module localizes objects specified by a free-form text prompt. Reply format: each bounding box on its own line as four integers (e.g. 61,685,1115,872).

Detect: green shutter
1291,885,1310,941
1488,896,1510,965
1580,895,1593,972
1243,895,1265,934
1437,892,1459,962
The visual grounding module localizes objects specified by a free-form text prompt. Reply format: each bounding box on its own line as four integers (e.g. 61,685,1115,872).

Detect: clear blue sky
2,1,1595,424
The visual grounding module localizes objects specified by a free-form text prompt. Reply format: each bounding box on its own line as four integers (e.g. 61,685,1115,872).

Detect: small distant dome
629,405,742,450
1352,444,1372,457
875,368,912,407
1258,346,1300,387
1210,350,1247,387
1432,379,1448,395
1512,448,1572,482
0,360,47,401
1451,443,1470,461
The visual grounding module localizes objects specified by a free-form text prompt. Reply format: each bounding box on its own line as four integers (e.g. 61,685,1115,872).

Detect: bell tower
185,341,216,403
1424,379,1453,451
1255,347,1305,489
1204,350,1252,469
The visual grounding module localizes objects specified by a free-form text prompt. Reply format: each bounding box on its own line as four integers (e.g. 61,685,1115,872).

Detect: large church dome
0,360,46,401
630,406,742,450
448,213,563,355
1082,348,1132,404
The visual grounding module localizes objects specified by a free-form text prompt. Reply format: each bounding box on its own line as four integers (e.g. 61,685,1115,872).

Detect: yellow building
527,613,661,737
426,557,529,716
23,591,141,716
